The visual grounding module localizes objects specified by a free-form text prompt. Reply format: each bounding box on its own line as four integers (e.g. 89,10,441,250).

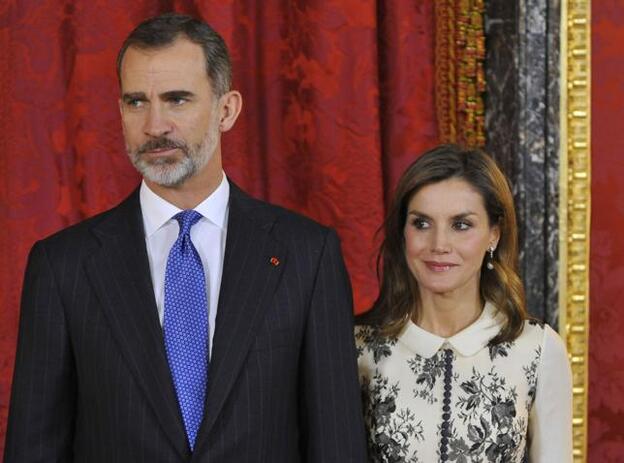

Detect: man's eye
169,97,188,105
126,99,144,108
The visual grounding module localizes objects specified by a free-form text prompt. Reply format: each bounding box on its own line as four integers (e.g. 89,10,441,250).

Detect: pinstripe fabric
4,183,367,463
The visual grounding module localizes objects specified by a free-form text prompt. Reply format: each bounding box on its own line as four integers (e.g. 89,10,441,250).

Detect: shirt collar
397,302,504,358
139,172,230,238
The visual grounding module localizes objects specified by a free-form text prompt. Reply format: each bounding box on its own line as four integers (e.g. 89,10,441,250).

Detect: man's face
119,38,222,187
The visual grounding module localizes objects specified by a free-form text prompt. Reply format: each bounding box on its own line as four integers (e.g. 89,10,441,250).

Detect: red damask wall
589,2,624,461
5,2,623,460
0,1,438,451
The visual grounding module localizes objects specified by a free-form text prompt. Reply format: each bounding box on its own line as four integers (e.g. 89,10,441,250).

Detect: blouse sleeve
528,324,573,462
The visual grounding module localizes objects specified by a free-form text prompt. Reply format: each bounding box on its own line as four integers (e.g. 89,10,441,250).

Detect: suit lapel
194,184,287,453
84,190,188,459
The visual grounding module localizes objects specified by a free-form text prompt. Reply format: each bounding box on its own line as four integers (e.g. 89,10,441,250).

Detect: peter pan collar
397,302,504,358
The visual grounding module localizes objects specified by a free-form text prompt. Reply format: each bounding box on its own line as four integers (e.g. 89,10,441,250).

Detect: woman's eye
453,221,471,231
412,218,430,230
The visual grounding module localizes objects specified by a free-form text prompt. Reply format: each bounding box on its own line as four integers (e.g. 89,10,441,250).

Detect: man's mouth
138,137,186,156
144,147,179,156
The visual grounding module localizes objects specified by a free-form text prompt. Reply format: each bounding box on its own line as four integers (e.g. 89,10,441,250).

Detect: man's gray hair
116,12,232,96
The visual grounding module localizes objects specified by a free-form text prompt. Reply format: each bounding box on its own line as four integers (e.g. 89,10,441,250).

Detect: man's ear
218,90,242,132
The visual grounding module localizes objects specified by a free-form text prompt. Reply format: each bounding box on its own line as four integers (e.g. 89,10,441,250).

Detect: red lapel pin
270,257,280,266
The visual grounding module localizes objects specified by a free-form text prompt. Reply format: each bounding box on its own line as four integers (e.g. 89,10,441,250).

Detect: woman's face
403,177,500,299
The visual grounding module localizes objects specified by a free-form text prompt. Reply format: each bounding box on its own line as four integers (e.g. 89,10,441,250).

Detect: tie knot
174,210,203,237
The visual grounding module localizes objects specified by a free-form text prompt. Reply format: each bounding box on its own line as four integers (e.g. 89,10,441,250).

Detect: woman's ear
489,223,501,250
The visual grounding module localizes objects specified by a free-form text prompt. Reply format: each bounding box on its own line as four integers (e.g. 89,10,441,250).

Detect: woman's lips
424,261,458,272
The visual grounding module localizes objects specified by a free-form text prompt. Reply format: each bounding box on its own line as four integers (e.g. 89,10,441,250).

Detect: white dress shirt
356,302,573,462
139,174,229,357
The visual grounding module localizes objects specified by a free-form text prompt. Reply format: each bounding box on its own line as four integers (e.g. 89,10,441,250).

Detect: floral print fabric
356,303,573,462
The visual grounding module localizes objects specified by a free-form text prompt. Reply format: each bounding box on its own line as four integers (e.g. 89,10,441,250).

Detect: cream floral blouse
355,302,572,463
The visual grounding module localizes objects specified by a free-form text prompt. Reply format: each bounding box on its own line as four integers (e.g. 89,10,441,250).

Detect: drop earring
486,246,495,270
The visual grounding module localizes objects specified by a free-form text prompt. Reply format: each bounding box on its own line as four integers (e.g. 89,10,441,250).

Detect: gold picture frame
559,0,591,461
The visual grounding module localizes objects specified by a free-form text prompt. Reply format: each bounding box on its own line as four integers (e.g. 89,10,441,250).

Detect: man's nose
143,105,172,137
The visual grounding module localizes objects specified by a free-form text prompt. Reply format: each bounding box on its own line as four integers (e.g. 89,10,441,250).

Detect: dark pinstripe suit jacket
4,183,367,463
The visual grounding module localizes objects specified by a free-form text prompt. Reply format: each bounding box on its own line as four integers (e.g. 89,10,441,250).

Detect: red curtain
0,1,437,449
590,3,624,461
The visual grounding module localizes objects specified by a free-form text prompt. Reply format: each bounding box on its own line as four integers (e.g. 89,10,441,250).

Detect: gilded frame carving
559,0,590,461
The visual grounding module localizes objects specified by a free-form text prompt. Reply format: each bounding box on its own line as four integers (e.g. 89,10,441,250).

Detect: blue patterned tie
164,210,209,450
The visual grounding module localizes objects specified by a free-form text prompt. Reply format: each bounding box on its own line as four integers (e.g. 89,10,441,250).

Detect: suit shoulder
273,204,329,236
36,190,138,250
269,205,337,254
233,187,332,242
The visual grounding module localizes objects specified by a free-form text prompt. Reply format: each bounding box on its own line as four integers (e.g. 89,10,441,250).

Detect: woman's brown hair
358,144,528,344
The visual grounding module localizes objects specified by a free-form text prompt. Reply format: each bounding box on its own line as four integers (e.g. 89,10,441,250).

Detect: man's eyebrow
121,90,196,103
160,90,195,100
121,92,147,103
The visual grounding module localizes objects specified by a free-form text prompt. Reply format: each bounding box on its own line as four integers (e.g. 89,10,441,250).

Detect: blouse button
439,349,454,458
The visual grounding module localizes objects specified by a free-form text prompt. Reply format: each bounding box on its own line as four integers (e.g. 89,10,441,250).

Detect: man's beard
127,126,219,187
